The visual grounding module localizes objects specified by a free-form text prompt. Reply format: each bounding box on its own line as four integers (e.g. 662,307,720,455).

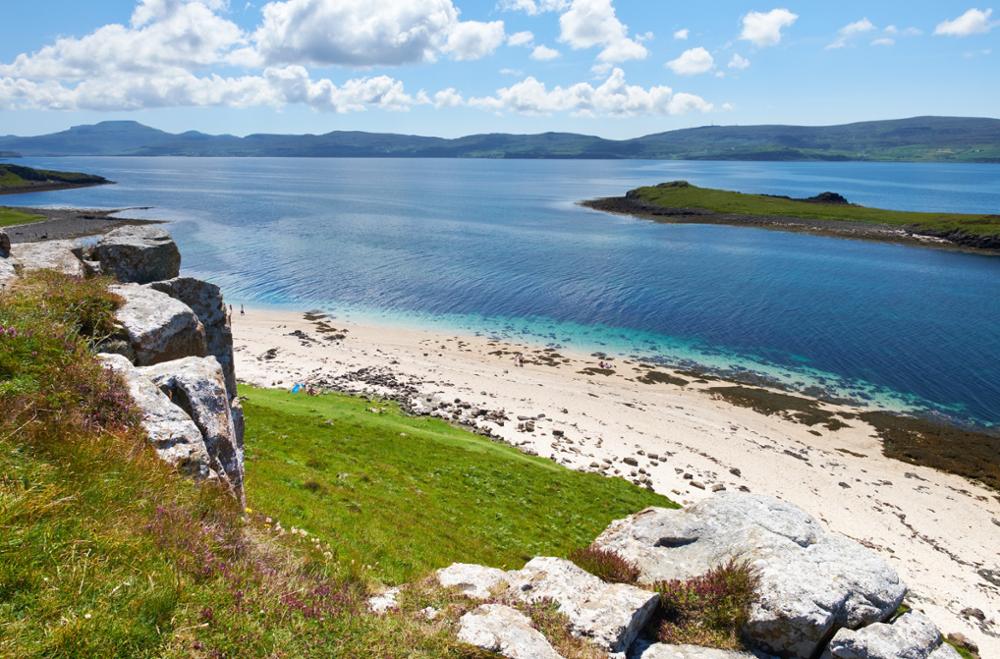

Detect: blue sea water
9,157,1000,426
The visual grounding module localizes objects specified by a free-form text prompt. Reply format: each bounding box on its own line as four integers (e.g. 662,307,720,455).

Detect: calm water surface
10,157,1000,426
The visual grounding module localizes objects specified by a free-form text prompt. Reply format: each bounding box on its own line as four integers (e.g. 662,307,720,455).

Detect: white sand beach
233,307,999,656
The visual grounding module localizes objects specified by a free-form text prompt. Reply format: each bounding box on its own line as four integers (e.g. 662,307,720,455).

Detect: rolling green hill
1,116,998,161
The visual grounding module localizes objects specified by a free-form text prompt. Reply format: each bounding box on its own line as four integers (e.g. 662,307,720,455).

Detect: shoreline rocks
94,225,180,284
111,283,209,366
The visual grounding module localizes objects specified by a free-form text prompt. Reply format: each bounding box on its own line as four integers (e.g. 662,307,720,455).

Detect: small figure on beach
514,352,524,367
240,304,245,316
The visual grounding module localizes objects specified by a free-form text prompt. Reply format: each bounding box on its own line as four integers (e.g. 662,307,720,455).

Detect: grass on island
0,163,109,196
630,181,1000,238
1,269,671,657
0,206,43,227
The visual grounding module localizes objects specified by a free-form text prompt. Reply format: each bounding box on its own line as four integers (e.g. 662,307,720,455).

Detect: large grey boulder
458,604,563,659
631,641,760,658
99,354,212,481
140,356,244,505
592,494,906,658
94,225,180,284
111,284,208,366
505,556,659,654
149,277,236,399
826,612,962,659
12,239,85,277
0,229,10,257
437,563,508,600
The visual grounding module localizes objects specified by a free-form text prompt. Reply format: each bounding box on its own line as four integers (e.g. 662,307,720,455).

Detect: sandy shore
232,307,999,655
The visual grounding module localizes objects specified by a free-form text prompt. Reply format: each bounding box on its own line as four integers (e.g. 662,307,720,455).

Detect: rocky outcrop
93,225,180,284
506,557,660,654
630,641,759,658
0,229,10,257
140,357,244,504
592,494,906,658
826,612,962,659
99,354,213,480
111,283,208,366
150,277,236,398
12,239,85,277
437,563,508,600
458,604,562,659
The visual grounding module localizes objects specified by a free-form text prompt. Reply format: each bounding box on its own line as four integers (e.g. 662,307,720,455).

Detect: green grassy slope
0,206,43,227
631,181,1000,238
1,271,670,657
242,386,670,583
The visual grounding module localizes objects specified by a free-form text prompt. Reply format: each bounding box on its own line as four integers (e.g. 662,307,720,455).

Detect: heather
568,545,641,584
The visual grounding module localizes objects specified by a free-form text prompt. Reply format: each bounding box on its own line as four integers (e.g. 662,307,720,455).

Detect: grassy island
0,163,110,195
585,181,1000,252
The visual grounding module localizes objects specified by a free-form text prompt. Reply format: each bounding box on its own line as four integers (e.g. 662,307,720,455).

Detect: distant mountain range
1,116,998,162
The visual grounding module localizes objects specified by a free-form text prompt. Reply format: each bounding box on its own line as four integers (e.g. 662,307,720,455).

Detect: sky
0,0,997,139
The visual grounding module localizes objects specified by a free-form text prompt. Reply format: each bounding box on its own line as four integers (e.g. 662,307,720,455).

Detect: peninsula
584,181,1000,252
0,163,111,195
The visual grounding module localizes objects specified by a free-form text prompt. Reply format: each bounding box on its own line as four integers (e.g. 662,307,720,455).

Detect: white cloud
253,0,505,66
443,20,506,61
826,18,875,49
498,0,567,15
468,67,711,117
673,28,689,40
721,102,735,111
739,8,798,47
558,0,648,63
728,53,750,70
935,8,996,37
531,45,561,60
507,31,535,47
666,47,714,75
499,67,524,76
433,87,463,108
871,37,895,47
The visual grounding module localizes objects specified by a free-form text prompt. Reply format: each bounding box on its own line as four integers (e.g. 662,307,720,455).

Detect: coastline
0,180,110,196
582,195,1000,255
232,305,999,655
2,206,159,242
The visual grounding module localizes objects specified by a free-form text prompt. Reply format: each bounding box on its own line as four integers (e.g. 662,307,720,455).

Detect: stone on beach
150,277,237,399
99,354,213,481
140,356,245,504
111,283,208,366
94,225,181,284
457,604,563,659
592,494,906,658
505,556,660,653
826,612,962,659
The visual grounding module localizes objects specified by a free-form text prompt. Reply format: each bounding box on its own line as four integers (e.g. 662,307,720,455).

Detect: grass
241,386,673,584
653,559,761,650
631,181,1000,238
568,545,641,584
1,269,673,656
0,206,44,227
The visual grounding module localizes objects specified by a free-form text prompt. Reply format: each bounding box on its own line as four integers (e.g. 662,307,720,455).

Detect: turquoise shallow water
9,157,1000,426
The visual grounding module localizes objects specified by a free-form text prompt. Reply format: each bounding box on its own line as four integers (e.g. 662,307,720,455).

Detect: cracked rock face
630,640,760,658
458,604,563,659
99,354,212,481
111,284,208,366
140,356,244,505
94,225,181,284
592,494,906,658
150,277,236,400
505,556,660,654
827,612,962,659
12,239,85,277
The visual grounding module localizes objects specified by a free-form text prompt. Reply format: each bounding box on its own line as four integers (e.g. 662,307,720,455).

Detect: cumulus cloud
531,45,561,60
433,87,463,108
558,0,648,63
739,8,798,47
468,67,711,116
498,0,567,14
252,0,505,66
935,8,996,36
728,53,750,70
827,18,875,49
871,37,895,47
507,30,535,47
673,28,689,40
666,47,714,75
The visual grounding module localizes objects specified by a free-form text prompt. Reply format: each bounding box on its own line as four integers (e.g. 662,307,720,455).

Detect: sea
9,157,1000,427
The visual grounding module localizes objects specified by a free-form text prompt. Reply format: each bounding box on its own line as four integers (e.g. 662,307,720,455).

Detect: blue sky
1,0,997,138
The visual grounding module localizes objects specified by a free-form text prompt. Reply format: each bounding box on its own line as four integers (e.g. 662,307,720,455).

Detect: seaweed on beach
707,385,851,431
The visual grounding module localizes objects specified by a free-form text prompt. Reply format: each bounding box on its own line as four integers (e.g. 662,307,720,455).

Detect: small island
584,180,1000,253
0,162,111,195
